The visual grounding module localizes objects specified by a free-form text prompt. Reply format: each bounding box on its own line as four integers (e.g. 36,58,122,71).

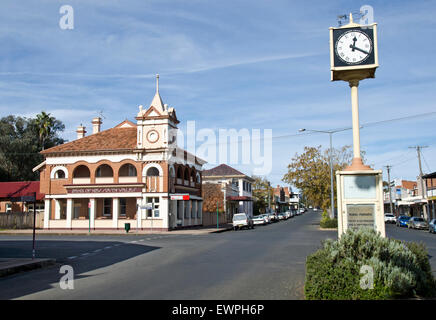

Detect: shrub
304,228,436,300
320,210,337,228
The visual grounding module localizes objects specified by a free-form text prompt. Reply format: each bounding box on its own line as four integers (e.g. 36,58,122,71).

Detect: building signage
346,204,375,229
68,187,142,194
170,194,190,200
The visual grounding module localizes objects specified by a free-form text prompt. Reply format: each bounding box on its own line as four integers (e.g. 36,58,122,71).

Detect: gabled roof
114,120,136,128
41,126,137,155
202,164,251,179
0,181,44,201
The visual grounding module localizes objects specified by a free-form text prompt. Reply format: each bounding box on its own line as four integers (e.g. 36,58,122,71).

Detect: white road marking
93,249,102,253
67,256,77,260
81,253,89,256
104,246,112,249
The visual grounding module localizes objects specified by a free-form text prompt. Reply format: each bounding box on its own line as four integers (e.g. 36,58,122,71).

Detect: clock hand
351,37,357,51
349,44,369,55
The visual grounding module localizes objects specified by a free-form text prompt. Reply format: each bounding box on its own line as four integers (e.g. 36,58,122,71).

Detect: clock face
335,29,373,65
147,130,159,143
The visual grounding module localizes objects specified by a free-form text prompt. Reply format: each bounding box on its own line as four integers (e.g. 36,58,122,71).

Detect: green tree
251,176,274,215
0,113,65,181
282,145,355,211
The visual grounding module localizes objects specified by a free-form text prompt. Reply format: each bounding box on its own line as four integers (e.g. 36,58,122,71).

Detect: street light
298,127,356,219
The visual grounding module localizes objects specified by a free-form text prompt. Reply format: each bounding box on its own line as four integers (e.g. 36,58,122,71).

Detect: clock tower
329,14,385,238
135,75,179,153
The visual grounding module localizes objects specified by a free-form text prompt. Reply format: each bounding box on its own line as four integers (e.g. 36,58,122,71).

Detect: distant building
423,172,436,220
202,164,254,224
272,185,300,212
383,179,428,217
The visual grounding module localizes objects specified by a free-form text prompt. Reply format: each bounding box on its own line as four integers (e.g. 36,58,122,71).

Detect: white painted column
54,199,61,220
136,198,142,230
66,198,73,229
112,198,119,229
180,200,185,226
43,199,51,229
90,198,96,229
161,197,169,230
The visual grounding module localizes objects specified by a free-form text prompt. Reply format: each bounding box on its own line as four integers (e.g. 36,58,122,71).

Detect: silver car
408,217,428,230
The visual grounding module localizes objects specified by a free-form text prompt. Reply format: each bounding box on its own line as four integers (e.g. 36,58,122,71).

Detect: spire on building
149,74,165,113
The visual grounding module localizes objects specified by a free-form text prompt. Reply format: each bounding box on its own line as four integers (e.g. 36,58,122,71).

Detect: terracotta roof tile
41,127,137,154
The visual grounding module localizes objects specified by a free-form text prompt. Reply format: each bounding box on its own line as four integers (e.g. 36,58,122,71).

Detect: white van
232,213,254,230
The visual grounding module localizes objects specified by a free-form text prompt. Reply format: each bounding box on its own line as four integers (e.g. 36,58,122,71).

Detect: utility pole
267,182,271,213
384,165,394,215
409,146,429,221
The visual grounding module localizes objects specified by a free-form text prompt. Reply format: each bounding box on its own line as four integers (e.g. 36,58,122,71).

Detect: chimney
76,125,86,139
92,117,102,134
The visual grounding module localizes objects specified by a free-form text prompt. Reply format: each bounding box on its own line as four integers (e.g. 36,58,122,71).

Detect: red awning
0,181,44,201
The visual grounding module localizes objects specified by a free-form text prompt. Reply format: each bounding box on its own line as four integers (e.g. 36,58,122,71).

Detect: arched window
73,165,90,178
177,167,183,179
146,167,160,177
196,173,201,184
54,170,65,179
190,170,196,182
119,164,137,177
96,164,113,177
184,168,189,181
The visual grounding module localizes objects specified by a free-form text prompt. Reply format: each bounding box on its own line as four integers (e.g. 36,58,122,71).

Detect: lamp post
298,127,355,219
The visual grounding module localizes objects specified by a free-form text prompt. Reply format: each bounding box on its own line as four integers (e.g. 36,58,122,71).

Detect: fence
0,212,44,229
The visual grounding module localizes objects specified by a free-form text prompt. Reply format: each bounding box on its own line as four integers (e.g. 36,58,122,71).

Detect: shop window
120,198,127,216
103,198,112,216
5,203,12,213
146,197,160,218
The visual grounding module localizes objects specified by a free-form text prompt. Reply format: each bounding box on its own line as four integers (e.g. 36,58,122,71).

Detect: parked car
269,212,278,222
397,215,411,227
277,212,286,220
260,214,271,224
284,211,291,219
299,208,305,215
429,219,436,233
252,215,266,225
232,213,254,230
407,217,428,230
384,214,396,224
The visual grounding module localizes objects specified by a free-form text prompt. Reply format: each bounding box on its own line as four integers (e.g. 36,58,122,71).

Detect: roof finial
349,12,353,23
156,74,159,93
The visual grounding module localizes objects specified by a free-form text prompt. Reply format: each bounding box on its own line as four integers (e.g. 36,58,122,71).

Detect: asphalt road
0,212,434,300
0,210,336,300
385,222,436,277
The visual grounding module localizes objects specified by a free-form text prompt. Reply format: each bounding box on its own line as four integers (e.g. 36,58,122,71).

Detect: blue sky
1,0,435,189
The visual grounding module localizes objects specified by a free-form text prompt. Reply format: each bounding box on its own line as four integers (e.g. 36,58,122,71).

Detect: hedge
304,228,436,300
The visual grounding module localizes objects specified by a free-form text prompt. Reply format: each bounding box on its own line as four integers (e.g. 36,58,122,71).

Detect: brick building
34,76,206,230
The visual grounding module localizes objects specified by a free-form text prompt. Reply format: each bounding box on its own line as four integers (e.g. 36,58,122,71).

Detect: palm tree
35,111,54,150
